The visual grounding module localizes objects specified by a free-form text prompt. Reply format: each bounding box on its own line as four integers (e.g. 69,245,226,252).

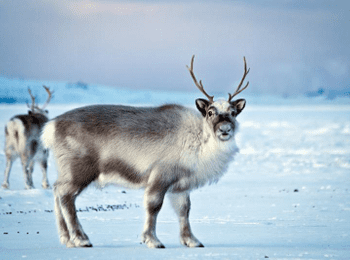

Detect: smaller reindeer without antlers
41,56,249,248
2,86,54,190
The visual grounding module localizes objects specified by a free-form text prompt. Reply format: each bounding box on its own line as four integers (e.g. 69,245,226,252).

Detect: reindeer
41,55,250,248
2,86,54,190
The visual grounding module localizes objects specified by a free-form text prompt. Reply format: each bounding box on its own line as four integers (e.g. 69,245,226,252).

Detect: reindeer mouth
218,132,232,141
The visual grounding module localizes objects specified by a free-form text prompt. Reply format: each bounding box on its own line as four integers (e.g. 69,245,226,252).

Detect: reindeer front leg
168,192,204,247
142,185,167,248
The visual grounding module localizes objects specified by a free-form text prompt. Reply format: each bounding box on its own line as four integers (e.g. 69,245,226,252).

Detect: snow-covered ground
0,76,349,260
0,102,349,260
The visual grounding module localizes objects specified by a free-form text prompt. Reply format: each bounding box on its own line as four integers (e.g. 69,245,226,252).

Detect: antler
186,55,214,103
27,88,36,112
228,56,250,102
41,85,54,110
27,86,54,112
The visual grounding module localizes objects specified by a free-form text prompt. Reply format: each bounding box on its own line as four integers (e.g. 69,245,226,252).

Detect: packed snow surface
0,101,349,259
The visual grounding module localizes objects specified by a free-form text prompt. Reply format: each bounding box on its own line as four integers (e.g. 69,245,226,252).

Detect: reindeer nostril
219,125,231,133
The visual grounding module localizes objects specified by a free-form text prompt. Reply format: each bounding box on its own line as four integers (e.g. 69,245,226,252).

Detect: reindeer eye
208,111,213,117
231,111,235,117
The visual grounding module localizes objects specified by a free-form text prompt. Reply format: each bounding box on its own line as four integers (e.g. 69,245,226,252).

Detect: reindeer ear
195,98,210,117
230,99,246,116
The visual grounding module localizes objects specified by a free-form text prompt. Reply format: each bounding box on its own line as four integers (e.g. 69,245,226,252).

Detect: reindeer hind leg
2,155,15,189
53,152,99,248
20,154,34,189
53,184,71,246
40,152,50,189
54,180,92,248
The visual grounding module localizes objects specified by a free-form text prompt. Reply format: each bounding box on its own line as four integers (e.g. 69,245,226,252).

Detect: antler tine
186,55,214,103
41,85,54,110
27,87,36,112
228,56,250,102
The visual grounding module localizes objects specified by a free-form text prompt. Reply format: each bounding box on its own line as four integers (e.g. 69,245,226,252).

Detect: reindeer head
187,55,249,141
27,86,54,116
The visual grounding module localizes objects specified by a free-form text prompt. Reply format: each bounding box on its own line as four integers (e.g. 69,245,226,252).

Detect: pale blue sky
0,0,349,96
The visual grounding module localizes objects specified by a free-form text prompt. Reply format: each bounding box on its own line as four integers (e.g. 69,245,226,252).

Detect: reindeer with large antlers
2,86,54,189
41,56,249,248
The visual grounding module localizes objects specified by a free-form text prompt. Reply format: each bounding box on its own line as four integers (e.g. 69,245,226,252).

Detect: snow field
0,104,349,259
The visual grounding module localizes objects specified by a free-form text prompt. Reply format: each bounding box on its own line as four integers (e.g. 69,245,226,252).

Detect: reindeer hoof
66,240,93,248
42,183,51,189
1,183,9,189
70,237,93,248
142,233,165,249
74,241,93,248
147,242,165,249
184,242,204,248
181,237,204,248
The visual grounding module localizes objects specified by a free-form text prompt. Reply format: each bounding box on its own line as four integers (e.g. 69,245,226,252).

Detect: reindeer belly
96,156,150,189
96,172,146,189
